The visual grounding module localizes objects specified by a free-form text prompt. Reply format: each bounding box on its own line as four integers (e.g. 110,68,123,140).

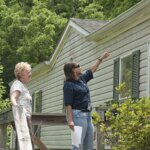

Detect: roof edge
43,19,90,69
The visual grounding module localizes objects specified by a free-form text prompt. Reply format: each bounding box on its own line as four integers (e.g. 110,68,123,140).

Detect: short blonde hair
14,62,31,79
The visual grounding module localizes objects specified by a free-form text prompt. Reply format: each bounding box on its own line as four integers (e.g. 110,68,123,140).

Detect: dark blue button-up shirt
63,70,93,110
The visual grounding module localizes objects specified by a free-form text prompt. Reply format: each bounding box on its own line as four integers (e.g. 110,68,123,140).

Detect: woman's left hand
68,121,74,131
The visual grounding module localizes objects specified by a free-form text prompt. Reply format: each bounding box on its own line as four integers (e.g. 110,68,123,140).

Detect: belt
73,108,92,112
81,109,91,112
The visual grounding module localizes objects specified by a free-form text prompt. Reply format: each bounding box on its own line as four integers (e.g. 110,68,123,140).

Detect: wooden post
0,124,7,149
96,106,109,150
96,124,104,150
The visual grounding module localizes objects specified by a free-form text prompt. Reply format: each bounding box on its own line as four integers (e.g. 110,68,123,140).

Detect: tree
16,1,67,65
100,0,142,19
47,0,105,19
0,65,11,148
0,65,10,112
0,0,67,98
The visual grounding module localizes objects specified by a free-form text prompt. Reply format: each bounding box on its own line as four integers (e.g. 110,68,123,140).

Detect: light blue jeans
72,109,94,150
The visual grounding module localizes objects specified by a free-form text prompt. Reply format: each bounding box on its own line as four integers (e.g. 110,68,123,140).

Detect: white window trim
147,40,150,97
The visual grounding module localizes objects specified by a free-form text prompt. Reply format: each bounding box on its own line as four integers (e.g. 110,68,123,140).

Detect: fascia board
31,62,50,79
69,21,89,36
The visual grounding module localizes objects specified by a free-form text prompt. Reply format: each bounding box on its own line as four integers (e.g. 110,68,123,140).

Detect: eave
31,61,50,79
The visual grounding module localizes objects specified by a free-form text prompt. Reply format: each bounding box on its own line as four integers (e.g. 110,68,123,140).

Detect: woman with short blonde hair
10,62,32,115
14,62,31,79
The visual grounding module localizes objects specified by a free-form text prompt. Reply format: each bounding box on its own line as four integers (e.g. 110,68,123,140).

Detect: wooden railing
0,107,108,150
0,108,67,150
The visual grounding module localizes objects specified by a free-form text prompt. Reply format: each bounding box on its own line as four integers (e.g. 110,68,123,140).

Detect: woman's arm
90,51,110,73
10,90,20,106
66,105,74,131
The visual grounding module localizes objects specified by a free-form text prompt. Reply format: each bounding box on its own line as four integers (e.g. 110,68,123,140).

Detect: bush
100,97,150,150
0,65,11,148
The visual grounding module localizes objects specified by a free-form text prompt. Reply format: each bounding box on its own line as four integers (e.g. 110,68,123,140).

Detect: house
27,0,150,149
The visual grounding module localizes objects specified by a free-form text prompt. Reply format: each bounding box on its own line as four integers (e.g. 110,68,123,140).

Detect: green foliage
99,83,150,149
0,65,11,148
0,1,67,65
0,0,67,97
0,99,11,112
48,0,104,19
92,111,101,125
75,2,104,19
100,0,142,19
20,3,67,65
0,65,5,99
115,82,130,98
0,65,10,112
6,125,11,147
100,97,150,150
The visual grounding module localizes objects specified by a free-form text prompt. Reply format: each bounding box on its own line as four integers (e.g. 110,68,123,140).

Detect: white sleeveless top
10,79,32,116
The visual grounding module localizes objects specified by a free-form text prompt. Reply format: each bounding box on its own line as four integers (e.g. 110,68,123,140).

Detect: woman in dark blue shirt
63,52,110,150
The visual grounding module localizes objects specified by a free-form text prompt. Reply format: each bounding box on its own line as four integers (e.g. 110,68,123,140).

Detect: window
32,90,42,138
113,50,140,101
120,55,132,98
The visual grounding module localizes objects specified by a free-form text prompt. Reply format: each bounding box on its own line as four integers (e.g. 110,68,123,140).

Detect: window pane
120,55,132,98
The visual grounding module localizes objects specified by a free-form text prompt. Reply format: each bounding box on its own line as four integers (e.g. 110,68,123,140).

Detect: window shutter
113,58,120,100
39,90,42,112
37,90,42,138
35,90,42,112
131,50,140,100
32,93,35,112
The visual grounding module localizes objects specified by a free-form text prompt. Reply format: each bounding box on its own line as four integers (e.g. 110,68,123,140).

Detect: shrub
0,65,11,148
100,97,150,150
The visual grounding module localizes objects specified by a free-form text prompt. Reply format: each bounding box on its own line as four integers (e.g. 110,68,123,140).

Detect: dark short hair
63,62,77,81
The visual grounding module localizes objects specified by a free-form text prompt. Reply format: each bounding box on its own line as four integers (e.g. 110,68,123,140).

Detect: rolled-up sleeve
63,82,73,106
